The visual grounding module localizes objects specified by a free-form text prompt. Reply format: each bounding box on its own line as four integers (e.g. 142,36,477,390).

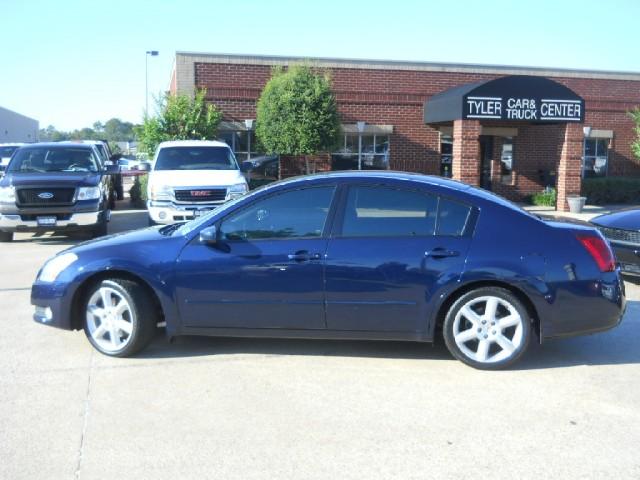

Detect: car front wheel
83,279,157,357
443,287,531,370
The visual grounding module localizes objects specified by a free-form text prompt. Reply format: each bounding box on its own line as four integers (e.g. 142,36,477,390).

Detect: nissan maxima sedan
31,172,625,369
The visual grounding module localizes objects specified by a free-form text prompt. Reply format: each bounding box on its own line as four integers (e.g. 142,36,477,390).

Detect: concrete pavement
1,206,639,480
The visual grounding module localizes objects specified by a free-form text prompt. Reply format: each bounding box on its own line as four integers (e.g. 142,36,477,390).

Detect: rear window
8,147,100,173
154,146,238,171
437,198,471,236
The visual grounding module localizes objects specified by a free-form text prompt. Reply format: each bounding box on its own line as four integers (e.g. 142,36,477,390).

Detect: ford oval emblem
38,192,54,199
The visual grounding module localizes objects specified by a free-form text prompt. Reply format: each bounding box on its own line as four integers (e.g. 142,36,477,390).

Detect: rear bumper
544,270,626,340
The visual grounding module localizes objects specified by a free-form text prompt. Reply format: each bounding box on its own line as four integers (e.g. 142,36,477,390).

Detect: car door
174,185,337,330
324,184,473,333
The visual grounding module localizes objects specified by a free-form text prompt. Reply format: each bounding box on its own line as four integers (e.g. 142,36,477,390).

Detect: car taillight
576,234,616,272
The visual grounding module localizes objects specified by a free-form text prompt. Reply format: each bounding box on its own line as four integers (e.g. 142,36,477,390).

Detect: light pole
356,121,366,170
145,50,159,116
244,119,254,160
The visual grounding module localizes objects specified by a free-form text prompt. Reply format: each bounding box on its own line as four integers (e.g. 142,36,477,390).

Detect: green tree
256,65,341,173
630,108,640,161
135,90,222,156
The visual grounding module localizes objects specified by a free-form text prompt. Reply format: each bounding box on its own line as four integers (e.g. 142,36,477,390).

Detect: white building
0,106,39,143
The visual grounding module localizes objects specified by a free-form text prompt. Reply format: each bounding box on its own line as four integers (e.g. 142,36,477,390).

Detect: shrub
129,174,148,208
582,177,640,204
531,187,557,207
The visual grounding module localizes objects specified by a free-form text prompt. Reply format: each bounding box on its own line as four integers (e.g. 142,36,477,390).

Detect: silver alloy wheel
452,295,524,364
86,286,134,353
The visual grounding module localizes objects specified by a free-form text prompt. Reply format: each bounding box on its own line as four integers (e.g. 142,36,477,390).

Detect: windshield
154,146,238,171
8,147,100,173
0,146,19,158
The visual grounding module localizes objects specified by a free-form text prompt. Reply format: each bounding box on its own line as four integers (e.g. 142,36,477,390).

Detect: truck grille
16,188,76,206
174,188,227,203
597,226,640,246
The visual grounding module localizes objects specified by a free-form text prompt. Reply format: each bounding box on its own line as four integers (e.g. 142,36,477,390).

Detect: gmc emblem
190,190,210,197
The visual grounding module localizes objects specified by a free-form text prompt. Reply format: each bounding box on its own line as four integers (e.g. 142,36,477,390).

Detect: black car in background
0,143,119,242
592,208,640,278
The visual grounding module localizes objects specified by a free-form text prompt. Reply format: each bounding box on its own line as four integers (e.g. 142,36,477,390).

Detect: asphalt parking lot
1,207,639,480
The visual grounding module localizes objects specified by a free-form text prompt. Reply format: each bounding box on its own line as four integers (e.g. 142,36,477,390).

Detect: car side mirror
199,225,218,245
138,162,151,172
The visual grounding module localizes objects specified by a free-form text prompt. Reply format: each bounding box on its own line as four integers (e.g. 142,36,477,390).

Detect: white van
146,140,248,224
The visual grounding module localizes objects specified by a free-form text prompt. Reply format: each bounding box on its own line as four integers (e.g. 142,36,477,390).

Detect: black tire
148,217,157,226
0,231,13,242
91,220,108,238
83,279,157,357
443,287,531,370
109,191,117,210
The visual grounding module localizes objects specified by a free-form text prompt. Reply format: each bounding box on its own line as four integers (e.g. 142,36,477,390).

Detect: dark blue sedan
31,172,626,369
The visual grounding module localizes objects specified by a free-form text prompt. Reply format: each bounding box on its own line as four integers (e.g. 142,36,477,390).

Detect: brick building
170,52,640,211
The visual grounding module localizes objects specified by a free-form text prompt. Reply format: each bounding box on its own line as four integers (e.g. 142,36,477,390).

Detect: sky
2,0,639,131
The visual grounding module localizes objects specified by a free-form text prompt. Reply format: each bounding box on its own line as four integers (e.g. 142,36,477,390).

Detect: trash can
567,196,587,213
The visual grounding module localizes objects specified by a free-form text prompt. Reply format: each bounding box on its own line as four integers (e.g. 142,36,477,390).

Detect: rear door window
340,186,438,237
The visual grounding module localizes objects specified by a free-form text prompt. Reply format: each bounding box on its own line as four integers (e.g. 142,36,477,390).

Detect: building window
331,134,390,170
218,130,260,162
440,135,452,178
583,138,608,178
500,137,514,184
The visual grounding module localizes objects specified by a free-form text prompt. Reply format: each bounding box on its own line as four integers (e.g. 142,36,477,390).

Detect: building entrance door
479,135,493,191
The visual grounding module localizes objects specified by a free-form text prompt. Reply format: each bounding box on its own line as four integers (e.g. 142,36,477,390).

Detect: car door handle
287,251,322,262
425,248,460,259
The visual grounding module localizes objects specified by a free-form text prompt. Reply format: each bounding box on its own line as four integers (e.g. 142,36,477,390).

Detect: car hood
591,208,640,231
148,169,245,188
70,225,183,254
0,172,101,188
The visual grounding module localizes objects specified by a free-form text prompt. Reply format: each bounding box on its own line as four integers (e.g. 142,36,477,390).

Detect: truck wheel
0,231,13,242
92,220,108,238
109,191,117,210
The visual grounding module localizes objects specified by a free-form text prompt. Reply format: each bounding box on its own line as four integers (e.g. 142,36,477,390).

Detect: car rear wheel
0,231,13,242
443,287,531,370
83,279,157,357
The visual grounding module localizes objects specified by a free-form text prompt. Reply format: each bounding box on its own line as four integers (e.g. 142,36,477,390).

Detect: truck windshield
8,147,100,173
154,146,238,171
0,146,19,159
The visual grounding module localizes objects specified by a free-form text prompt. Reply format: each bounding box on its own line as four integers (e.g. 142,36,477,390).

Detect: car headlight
77,186,101,201
39,252,78,283
149,184,172,201
0,186,16,203
227,182,248,199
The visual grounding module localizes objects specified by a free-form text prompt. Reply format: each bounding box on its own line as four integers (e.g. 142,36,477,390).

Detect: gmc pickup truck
146,140,248,224
0,143,118,242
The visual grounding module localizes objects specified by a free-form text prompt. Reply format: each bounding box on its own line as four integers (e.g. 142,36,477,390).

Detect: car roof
276,170,473,192
157,140,230,149
0,143,26,146
19,142,96,150
266,171,533,215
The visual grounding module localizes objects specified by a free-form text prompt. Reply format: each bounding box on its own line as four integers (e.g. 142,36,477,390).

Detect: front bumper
31,281,75,330
0,200,106,232
147,201,224,224
610,242,640,277
0,210,105,232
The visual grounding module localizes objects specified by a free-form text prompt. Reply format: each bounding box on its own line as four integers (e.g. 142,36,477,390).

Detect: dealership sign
424,75,585,124
464,96,582,122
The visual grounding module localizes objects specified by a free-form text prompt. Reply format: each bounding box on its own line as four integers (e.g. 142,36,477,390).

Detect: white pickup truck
146,140,249,225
